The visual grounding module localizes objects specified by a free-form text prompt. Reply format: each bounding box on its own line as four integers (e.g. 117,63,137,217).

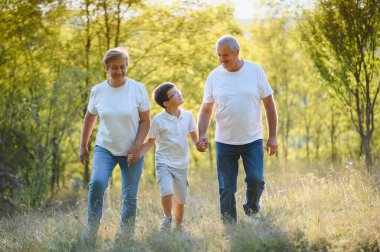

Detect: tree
300,0,380,170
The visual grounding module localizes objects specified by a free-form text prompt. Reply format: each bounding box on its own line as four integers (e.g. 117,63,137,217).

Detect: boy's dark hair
152,82,175,108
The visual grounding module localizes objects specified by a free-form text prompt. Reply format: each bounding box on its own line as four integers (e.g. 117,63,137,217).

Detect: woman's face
106,57,128,82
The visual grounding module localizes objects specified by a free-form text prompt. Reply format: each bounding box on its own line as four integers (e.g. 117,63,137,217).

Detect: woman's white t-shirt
202,61,273,145
87,78,150,156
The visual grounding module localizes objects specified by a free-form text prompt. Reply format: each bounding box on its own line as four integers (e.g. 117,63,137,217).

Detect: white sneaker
249,213,261,225
159,216,172,232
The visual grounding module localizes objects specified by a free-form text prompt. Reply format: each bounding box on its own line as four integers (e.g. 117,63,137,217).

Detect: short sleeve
257,65,273,99
87,86,98,115
148,117,159,139
138,85,150,112
202,75,214,103
188,112,196,132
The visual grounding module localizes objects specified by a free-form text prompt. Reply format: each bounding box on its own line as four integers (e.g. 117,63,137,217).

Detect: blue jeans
216,139,265,222
87,145,144,234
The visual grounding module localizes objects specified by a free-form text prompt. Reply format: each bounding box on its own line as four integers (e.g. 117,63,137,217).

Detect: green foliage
0,0,85,209
0,0,379,214
299,0,380,168
0,0,240,210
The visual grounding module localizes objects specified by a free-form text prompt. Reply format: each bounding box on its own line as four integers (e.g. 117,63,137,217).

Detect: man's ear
163,101,169,108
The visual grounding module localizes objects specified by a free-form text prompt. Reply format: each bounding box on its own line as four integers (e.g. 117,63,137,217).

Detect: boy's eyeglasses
167,90,181,100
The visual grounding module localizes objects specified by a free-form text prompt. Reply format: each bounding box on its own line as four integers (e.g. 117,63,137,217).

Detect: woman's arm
79,111,97,164
129,109,151,164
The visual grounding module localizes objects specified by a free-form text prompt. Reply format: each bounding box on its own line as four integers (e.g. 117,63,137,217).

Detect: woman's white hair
215,35,240,52
103,47,129,68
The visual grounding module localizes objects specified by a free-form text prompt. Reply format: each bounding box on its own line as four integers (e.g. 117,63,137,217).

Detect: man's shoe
248,212,261,225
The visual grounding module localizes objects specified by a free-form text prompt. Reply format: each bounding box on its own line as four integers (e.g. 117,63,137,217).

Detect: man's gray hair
216,35,240,52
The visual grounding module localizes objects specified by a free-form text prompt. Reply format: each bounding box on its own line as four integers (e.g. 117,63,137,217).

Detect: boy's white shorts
155,163,188,204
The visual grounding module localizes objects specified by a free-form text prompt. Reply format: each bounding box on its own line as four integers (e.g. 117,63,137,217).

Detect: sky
214,0,315,20
153,0,316,21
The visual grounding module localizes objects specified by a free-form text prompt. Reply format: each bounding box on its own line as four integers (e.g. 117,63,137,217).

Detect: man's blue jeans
216,139,265,222
87,145,144,234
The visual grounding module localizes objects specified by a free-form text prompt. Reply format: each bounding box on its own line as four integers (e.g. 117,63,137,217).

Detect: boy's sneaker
159,216,172,232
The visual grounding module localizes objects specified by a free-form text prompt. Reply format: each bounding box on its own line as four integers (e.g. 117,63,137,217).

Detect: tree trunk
209,121,215,169
50,137,59,193
330,106,336,162
362,135,372,171
114,0,122,47
83,0,92,189
304,115,310,161
102,0,110,50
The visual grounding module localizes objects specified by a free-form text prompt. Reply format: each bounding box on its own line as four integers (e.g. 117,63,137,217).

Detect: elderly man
197,35,278,222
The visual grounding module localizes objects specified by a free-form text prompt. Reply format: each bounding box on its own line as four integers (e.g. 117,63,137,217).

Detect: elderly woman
79,47,150,242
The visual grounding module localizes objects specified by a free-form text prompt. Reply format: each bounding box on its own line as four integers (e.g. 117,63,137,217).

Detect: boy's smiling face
164,87,184,108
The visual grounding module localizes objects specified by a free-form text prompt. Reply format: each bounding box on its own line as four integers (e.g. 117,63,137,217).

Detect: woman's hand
127,110,150,166
128,144,142,165
79,111,97,165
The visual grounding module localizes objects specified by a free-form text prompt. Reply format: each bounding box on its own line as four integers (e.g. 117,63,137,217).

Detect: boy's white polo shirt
149,109,196,169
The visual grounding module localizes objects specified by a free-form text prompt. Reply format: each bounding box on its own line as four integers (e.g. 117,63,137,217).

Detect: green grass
1,161,379,251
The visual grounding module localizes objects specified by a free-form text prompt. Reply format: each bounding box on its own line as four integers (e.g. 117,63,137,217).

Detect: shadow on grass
111,228,196,252
223,212,329,252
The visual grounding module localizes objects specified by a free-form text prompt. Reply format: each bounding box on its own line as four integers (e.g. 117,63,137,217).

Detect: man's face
217,45,239,71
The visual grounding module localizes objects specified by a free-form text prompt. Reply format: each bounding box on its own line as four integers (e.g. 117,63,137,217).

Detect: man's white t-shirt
87,78,150,156
202,60,273,145
149,109,196,169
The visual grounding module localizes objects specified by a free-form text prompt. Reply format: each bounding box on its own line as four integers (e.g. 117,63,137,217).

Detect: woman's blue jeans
216,139,265,222
87,145,144,234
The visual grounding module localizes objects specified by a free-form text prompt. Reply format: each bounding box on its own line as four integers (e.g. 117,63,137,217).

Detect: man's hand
196,136,209,152
79,146,89,165
266,137,278,155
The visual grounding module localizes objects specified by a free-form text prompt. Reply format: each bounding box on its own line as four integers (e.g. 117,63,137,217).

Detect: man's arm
262,95,278,155
197,102,214,152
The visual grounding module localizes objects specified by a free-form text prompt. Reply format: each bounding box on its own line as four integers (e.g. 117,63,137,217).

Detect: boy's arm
189,131,198,145
140,138,156,156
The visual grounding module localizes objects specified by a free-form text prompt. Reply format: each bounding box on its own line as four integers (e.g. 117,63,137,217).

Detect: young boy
139,82,200,231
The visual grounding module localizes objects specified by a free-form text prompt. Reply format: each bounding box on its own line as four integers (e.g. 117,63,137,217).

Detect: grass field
1,161,379,251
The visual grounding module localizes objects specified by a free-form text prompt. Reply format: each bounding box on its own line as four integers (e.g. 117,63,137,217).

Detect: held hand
266,137,278,156
79,146,89,165
196,137,209,152
128,145,141,165
127,153,133,167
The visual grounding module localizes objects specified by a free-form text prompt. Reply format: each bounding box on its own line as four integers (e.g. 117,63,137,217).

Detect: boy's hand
127,153,133,167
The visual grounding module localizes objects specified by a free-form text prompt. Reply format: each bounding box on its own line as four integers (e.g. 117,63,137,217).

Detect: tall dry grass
0,161,379,251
